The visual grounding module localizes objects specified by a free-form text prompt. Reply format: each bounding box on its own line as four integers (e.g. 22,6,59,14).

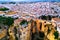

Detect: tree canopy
20,19,28,25
0,7,9,11
0,16,14,26
54,31,59,39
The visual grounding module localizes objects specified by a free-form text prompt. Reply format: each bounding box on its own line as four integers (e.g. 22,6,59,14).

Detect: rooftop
52,18,60,22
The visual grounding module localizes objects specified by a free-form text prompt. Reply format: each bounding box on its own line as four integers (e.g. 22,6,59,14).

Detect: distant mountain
0,0,60,4
0,1,42,4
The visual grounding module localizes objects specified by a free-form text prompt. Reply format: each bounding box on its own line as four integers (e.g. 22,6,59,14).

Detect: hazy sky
0,0,60,2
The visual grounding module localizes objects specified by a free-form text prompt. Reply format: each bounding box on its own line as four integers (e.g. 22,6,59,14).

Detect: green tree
20,19,28,25
5,17,14,26
0,7,9,11
0,16,14,26
54,31,59,39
